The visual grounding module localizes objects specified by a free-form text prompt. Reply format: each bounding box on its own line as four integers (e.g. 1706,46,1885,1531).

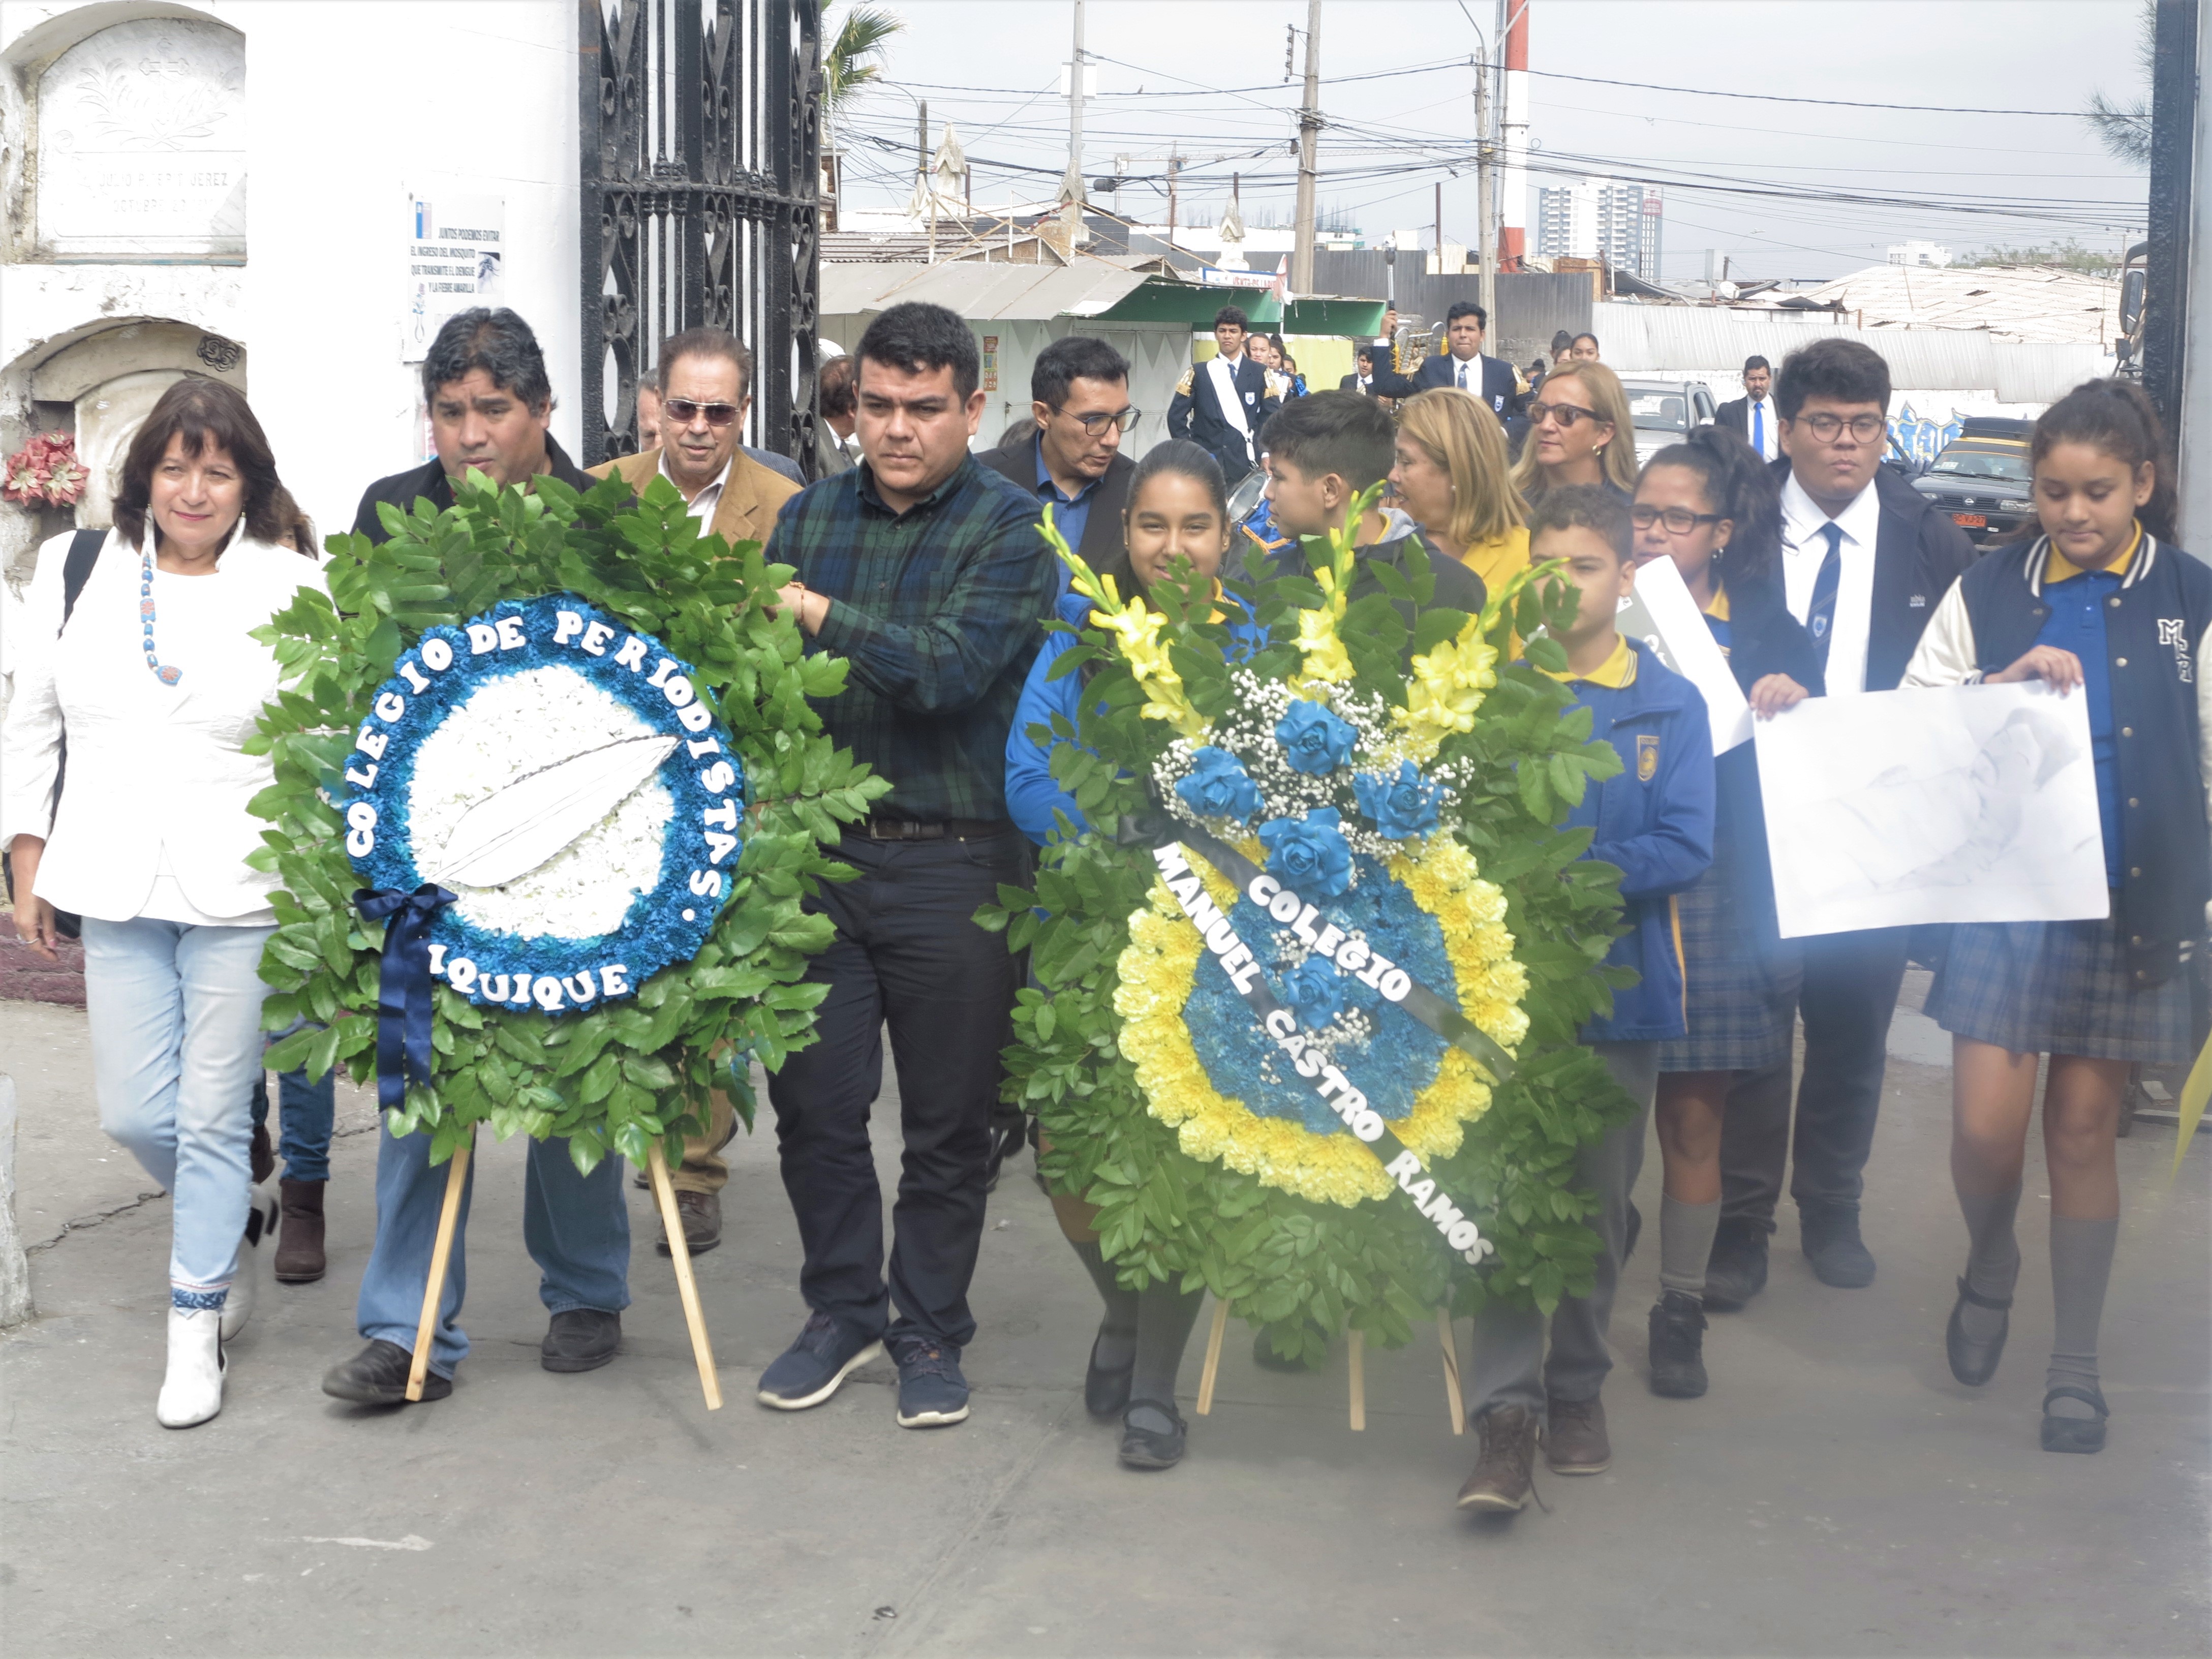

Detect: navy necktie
1808,522,1843,669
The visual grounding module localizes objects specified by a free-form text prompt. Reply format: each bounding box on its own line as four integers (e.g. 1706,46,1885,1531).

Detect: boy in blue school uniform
1458,484,1716,1515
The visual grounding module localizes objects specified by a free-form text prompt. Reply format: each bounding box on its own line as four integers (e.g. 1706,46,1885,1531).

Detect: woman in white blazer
2,379,324,1428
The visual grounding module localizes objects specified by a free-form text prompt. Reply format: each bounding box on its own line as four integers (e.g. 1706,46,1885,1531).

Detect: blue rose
1353,761,1443,841
1274,699,1357,776
1175,746,1262,821
1279,953,1348,1027
1257,807,1354,898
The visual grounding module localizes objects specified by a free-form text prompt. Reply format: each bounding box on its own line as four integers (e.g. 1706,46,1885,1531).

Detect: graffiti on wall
1887,403,1965,469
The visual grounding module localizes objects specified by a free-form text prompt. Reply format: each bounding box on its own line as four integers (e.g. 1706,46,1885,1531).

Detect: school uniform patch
2160,616,2194,683
1637,733,1659,781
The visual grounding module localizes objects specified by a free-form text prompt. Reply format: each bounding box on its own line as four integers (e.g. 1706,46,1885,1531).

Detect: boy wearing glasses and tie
1703,339,1974,1308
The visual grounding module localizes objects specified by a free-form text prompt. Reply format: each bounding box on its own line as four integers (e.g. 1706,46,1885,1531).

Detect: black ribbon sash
1116,811,1500,1265
355,883,457,1113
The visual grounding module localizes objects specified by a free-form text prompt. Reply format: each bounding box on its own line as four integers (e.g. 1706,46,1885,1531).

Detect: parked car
1911,418,2036,545
1621,379,1717,465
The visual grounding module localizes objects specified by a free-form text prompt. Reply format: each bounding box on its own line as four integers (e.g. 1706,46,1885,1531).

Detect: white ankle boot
221,1190,279,1341
156,1306,226,1428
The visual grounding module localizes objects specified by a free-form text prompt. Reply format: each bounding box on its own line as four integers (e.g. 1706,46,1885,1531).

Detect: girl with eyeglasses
1511,361,1639,507
1388,388,1529,603
1629,425,1823,1400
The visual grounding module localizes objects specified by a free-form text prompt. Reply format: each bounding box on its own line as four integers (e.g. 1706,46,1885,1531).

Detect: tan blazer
589,448,800,548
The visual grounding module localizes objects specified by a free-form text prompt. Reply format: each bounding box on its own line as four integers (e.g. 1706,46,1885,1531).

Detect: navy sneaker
756,1312,883,1410
889,1334,971,1428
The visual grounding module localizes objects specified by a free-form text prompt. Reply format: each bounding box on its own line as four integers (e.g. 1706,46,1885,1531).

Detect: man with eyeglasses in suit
977,335,1139,591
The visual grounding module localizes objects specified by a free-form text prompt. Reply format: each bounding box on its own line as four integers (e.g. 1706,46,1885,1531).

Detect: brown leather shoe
656,1189,722,1257
1545,1393,1610,1473
1455,1404,1537,1512
273,1178,326,1283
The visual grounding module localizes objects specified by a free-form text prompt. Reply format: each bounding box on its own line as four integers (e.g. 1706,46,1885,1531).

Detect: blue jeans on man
249,1066,333,1182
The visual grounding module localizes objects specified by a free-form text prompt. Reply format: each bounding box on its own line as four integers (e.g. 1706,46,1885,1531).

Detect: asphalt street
1,981,2205,1658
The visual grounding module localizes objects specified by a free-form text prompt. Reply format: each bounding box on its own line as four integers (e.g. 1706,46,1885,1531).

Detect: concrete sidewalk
1,992,2205,1658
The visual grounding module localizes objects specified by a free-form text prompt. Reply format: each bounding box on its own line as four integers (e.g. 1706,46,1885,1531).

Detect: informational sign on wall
403,193,504,362
981,334,1000,393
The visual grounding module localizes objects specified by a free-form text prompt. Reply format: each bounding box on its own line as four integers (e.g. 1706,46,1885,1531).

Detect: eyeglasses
1792,412,1886,443
1057,407,1142,436
1631,505,1725,535
664,398,741,427
1527,401,1602,428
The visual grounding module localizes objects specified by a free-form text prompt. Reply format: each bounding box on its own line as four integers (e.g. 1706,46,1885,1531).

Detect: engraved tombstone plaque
37,19,247,262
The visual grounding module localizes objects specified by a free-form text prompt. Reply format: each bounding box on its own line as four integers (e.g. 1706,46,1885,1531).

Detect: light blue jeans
80,917,275,1307
354,1123,632,1377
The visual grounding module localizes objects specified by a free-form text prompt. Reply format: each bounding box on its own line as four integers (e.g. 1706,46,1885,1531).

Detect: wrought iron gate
578,0,821,472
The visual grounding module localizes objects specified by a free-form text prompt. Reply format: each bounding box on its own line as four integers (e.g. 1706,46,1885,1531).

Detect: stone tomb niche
35,18,246,263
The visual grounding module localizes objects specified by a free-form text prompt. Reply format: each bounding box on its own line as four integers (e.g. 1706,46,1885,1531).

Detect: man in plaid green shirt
756,303,1054,1430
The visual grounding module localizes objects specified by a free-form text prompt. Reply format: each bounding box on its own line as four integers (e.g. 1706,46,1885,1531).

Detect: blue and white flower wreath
343,593,743,1013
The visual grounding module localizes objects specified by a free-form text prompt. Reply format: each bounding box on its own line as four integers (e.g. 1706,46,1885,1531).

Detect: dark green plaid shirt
767,454,1055,822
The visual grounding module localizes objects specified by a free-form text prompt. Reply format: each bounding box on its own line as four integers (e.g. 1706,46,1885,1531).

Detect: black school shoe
542,1309,621,1373
757,1312,884,1410
1799,1207,1876,1288
1118,1399,1187,1469
1702,1220,1768,1312
321,1339,453,1404
1647,1291,1709,1398
2041,1385,2109,1454
1945,1277,2011,1386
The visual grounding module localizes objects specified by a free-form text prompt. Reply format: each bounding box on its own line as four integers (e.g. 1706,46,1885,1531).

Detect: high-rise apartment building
1534,177,1663,282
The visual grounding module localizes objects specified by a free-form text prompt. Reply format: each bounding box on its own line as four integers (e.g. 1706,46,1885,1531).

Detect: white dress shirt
663,452,733,523
1450,353,1478,391
1,526,326,924
1744,395,1778,460
1779,472,1882,696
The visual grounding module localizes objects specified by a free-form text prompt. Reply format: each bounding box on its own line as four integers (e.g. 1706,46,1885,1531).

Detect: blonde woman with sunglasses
1513,361,1639,507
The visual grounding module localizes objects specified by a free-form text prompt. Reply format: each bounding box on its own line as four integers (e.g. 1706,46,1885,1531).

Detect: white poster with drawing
1755,681,2109,939
1615,555,1753,754
403,192,504,362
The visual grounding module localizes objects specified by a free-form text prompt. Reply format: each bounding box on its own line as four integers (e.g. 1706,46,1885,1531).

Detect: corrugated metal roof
819,259,1161,322
1802,264,2121,348
1589,303,2113,404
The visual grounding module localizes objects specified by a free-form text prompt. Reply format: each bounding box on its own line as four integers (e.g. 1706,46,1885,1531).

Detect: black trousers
767,829,1027,1350
1719,926,1911,1231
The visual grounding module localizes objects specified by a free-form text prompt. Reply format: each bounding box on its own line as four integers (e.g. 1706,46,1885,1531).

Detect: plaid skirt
1655,863,1803,1074
1925,912,2194,1063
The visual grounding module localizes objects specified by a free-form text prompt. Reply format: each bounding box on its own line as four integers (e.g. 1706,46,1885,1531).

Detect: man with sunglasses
589,326,802,1260
978,335,1138,588
1704,338,1973,1308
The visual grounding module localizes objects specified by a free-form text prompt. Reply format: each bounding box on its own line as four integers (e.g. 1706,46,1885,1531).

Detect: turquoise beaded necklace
141,547,182,685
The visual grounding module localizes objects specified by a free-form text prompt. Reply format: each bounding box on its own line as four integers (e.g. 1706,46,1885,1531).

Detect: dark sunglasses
664,397,741,427
1631,505,1725,534
1527,401,1602,428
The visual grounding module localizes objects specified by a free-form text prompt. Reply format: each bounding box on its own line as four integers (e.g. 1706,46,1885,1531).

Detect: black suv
1911,417,2034,546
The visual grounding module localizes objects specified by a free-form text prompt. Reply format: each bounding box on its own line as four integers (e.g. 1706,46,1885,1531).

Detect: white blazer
1,526,326,923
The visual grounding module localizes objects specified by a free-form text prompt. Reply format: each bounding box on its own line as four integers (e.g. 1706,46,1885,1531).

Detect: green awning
1087,279,1282,328
1283,296,1387,335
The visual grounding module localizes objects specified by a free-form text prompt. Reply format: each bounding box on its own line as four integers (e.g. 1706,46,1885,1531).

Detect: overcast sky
829,0,2150,281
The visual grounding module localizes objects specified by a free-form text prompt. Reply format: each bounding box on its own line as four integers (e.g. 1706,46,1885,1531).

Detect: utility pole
1059,0,1086,235
915,99,928,194
1166,147,1181,237
1499,0,1529,271
1476,39,1495,320
1291,0,1322,295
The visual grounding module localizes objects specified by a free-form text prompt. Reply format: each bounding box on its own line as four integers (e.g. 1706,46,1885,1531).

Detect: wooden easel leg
1437,1306,1465,1435
1348,1327,1366,1432
649,1139,723,1411
1194,1300,1229,1416
406,1131,472,1403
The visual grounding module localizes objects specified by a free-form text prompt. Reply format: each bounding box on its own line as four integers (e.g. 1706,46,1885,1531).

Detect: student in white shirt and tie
1715,356,1780,463
1702,338,1974,1310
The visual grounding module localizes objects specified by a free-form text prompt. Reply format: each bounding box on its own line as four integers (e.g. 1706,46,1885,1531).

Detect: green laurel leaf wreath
978,501,1642,1365
244,470,888,1171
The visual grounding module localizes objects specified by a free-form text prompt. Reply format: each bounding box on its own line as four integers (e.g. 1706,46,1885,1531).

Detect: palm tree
2083,0,2152,168
820,3,903,227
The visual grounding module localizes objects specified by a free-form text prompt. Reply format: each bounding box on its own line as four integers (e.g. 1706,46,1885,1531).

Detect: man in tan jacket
591,325,801,1258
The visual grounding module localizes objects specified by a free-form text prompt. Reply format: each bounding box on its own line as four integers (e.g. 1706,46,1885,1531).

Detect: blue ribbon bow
355,883,457,1114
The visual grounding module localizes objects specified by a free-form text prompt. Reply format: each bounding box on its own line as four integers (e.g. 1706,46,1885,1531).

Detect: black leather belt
857,817,1015,841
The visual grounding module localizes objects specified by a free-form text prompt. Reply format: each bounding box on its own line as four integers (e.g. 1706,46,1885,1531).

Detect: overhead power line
1523,69,2103,119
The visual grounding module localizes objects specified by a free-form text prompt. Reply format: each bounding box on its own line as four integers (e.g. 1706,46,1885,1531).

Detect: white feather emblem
422,734,680,890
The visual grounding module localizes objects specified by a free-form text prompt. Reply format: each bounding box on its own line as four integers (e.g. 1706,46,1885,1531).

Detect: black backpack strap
57,527,105,635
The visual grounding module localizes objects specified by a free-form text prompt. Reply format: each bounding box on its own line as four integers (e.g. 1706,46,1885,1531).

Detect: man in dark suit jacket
1367,300,1522,419
1339,344,1378,394
1712,354,1781,464
1167,305,1278,481
354,306,597,545
1703,337,1975,1311
975,334,1138,581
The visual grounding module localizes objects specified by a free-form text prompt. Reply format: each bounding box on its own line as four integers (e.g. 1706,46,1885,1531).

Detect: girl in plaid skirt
1904,380,2211,1454
1631,427,1825,1399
